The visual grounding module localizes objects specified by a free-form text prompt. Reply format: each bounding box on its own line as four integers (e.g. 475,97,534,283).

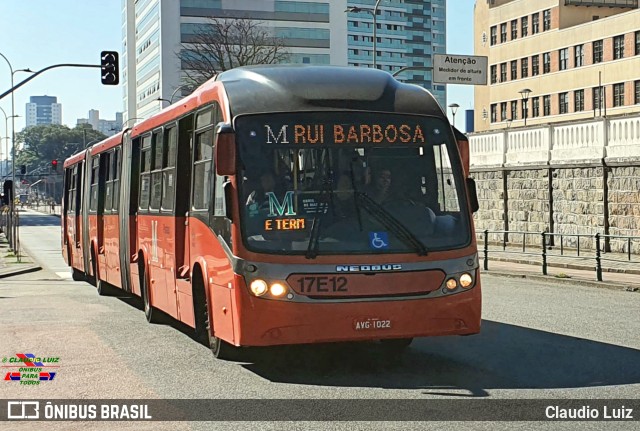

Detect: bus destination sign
263,123,426,145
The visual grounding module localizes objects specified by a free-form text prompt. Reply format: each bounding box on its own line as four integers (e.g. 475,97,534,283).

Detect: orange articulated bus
62,65,481,359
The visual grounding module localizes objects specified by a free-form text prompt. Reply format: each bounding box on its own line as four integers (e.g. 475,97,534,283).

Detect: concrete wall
469,112,640,253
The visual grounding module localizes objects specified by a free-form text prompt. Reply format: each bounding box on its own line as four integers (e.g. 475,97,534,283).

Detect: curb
481,269,640,292
482,256,640,276
0,264,42,278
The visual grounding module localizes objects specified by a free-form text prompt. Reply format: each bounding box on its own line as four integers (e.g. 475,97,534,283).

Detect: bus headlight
269,283,287,297
250,279,268,296
460,273,473,288
445,278,458,290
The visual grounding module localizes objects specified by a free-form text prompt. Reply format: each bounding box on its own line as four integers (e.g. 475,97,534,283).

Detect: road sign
433,54,488,86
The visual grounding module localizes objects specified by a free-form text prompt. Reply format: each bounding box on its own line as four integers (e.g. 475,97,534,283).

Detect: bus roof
217,65,446,119
64,148,87,168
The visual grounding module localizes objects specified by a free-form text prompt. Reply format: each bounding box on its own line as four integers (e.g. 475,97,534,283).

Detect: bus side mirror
466,178,479,213
215,123,236,176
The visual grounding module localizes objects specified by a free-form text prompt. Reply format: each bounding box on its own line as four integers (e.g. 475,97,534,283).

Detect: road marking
56,272,72,279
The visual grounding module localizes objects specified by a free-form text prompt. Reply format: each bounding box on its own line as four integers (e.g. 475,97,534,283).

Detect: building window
559,92,569,114
593,40,603,63
574,89,584,112
613,83,625,107
593,87,602,110
559,48,568,70
543,95,551,116
511,20,517,40
635,31,640,55
613,35,624,60
521,58,529,78
543,9,551,31
491,65,497,84
532,55,539,76
511,100,518,120
491,104,497,123
532,97,540,117
543,52,551,73
500,62,507,82
500,102,507,121
521,16,528,37
510,60,517,80
532,13,539,34
636,81,640,104
574,44,584,67
490,26,497,45
500,23,507,43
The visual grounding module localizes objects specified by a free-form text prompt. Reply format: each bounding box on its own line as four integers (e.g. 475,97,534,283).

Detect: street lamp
505,117,513,130
0,52,31,253
519,88,532,126
0,107,19,177
346,0,383,68
448,103,460,128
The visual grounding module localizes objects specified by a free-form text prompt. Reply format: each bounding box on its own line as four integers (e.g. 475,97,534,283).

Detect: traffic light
51,159,58,172
100,51,119,85
20,165,26,175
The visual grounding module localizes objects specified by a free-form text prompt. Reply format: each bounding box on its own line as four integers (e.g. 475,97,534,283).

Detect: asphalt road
1,210,639,430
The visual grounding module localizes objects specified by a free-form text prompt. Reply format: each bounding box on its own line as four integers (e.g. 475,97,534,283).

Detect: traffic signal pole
0,53,119,257
0,63,101,102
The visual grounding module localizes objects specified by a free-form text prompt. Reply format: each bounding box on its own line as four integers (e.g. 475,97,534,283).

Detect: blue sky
0,0,475,137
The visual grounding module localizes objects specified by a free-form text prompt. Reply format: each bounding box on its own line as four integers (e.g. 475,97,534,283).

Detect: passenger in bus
365,167,393,205
245,170,281,216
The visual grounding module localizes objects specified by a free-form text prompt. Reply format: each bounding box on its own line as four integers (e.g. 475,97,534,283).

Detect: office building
77,111,124,137
122,0,449,122
474,0,640,132
25,96,62,127
347,0,447,107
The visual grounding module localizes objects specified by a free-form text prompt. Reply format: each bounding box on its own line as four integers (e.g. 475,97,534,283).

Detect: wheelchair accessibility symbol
369,232,389,250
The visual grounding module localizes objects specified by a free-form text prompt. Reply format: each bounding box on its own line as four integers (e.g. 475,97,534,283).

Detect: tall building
346,0,447,107
474,0,640,132
25,96,62,127
77,110,124,137
122,0,348,122
122,0,448,122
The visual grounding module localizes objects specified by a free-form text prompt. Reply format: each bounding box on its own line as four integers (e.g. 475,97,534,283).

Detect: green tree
14,124,106,173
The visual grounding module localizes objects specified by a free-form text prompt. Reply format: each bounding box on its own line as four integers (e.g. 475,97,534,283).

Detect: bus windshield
235,112,471,256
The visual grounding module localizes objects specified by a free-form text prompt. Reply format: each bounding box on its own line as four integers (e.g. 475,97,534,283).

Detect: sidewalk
0,231,42,278
480,244,640,291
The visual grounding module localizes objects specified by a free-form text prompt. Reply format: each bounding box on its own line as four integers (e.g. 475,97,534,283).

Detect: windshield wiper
305,174,335,259
356,192,428,256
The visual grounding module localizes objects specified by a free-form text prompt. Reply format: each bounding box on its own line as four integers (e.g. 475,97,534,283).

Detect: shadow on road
236,320,640,396
17,214,61,227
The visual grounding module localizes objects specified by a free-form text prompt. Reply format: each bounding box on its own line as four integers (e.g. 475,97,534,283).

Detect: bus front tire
71,268,84,282
195,275,238,360
380,337,413,353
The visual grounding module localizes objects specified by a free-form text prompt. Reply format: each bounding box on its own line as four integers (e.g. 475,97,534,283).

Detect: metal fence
479,229,640,282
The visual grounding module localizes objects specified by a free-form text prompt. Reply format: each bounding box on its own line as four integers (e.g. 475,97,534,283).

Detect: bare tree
179,17,290,88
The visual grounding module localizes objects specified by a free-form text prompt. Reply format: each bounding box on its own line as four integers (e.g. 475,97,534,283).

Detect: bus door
147,128,177,316
121,135,141,294
119,133,140,292
88,154,105,276
158,125,179,314
105,146,122,287
174,114,194,323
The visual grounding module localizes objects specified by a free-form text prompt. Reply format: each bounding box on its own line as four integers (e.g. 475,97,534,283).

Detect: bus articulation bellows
62,65,481,359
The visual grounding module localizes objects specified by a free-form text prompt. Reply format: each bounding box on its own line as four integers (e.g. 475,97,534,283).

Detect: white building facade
25,96,62,127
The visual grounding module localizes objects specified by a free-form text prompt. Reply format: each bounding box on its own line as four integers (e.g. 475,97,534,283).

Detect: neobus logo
336,264,402,272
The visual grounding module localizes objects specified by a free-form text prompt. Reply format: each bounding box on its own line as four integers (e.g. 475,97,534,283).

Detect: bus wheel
380,338,413,353
141,266,160,323
71,268,85,281
209,330,238,361
196,277,238,360
96,278,112,296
